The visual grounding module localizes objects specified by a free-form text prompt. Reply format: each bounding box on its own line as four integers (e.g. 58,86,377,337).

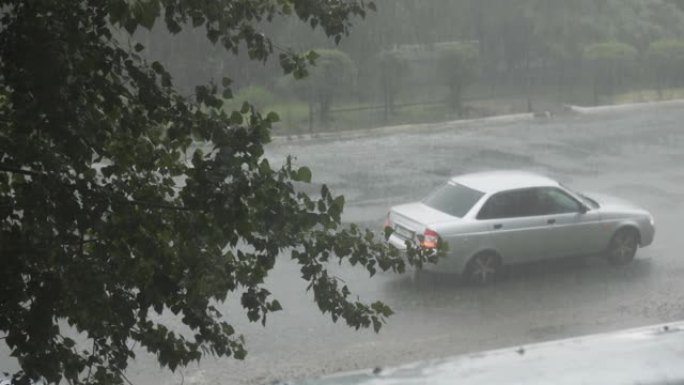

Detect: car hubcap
613,233,636,260
473,255,497,282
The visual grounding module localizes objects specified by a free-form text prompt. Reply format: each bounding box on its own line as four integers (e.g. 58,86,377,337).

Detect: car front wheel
607,228,639,265
465,252,502,285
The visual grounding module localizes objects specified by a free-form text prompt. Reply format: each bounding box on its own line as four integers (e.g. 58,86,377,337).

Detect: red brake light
421,228,440,249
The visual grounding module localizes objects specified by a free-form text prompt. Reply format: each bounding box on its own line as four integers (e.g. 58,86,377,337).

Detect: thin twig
0,165,41,177
119,371,135,385
332,275,347,284
112,199,199,212
86,340,95,383
1,162,200,212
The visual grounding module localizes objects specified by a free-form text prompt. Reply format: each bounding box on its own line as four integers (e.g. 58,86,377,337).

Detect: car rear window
423,183,485,218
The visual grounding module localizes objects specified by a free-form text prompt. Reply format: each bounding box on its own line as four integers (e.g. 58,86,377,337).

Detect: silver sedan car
386,170,655,284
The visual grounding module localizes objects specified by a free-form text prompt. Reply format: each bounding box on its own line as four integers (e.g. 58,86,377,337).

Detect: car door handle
493,224,503,230
547,219,556,225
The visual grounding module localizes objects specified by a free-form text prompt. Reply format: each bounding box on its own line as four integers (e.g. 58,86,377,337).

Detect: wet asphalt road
4,102,684,384
161,101,684,385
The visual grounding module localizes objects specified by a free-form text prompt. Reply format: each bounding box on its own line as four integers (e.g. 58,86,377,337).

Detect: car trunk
390,202,457,240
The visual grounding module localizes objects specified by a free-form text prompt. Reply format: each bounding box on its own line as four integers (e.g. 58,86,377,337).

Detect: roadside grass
612,88,684,104
266,84,602,134
269,102,310,135
270,101,457,135
225,85,684,136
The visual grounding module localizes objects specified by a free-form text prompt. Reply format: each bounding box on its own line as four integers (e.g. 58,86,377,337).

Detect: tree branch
86,340,95,383
1,163,200,212
112,199,200,212
119,371,136,385
0,165,42,177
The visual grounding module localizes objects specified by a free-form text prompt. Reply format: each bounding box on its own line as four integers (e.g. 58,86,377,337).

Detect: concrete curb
270,113,534,143
567,99,684,114
270,99,684,143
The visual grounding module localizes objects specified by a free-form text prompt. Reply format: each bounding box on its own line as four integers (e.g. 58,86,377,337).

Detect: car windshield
422,183,484,218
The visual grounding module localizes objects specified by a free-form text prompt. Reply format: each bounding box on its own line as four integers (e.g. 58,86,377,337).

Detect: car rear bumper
388,233,410,251
388,233,468,274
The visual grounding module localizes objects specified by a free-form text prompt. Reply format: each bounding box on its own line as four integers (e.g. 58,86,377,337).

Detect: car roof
449,170,559,194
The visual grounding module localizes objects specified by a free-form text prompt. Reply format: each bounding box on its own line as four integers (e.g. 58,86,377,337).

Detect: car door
477,189,549,264
535,187,604,258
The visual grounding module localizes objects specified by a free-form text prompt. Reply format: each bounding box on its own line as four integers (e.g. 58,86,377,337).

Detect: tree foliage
0,1,439,384
282,49,356,128
646,39,684,94
583,41,638,104
376,51,410,120
437,43,480,116
124,0,684,116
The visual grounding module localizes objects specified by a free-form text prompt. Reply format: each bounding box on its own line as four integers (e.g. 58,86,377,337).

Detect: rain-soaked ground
4,102,684,384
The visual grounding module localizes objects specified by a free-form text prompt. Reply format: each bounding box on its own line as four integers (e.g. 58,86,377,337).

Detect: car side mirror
578,204,589,214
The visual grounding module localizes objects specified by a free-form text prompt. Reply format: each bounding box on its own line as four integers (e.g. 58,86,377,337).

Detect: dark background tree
281,49,356,130
646,39,684,98
583,42,639,105
376,51,410,121
438,43,480,116
121,0,684,132
0,1,439,384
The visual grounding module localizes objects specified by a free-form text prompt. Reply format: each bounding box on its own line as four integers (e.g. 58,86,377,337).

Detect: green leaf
62,338,76,349
124,18,139,34
135,0,160,30
266,111,279,123
384,226,394,240
229,111,243,124
297,167,312,183
306,50,320,64
151,61,164,74
161,73,172,87
240,101,251,114
332,195,344,207
270,300,282,311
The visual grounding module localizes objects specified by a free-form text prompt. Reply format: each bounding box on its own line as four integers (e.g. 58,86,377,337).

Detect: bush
437,42,480,116
583,41,638,104
646,39,684,94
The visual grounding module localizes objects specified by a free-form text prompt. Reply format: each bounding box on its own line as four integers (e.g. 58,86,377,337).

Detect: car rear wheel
465,252,502,285
607,228,639,265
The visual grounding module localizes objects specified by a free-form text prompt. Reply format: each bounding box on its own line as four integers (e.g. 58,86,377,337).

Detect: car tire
607,228,639,265
465,252,502,285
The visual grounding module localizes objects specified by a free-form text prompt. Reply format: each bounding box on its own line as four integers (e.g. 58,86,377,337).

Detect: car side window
478,188,581,219
536,187,581,215
478,189,538,219
478,193,509,219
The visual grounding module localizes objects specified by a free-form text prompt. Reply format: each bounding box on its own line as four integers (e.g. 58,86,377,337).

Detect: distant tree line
140,0,684,128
